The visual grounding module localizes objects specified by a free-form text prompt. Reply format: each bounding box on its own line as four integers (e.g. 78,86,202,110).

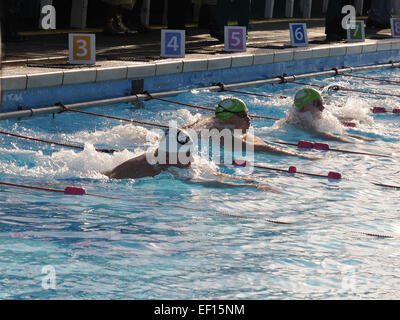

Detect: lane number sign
391,18,400,38
68,33,96,65
161,29,185,58
224,26,247,52
289,23,308,47
347,20,365,42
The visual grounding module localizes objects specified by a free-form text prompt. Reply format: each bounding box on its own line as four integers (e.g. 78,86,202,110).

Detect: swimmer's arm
314,131,354,143
243,136,320,160
215,172,257,183
191,179,279,193
214,173,280,193
343,133,375,141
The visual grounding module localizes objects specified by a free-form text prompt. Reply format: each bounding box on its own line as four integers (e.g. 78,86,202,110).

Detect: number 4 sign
69,33,96,65
390,18,400,38
161,29,185,58
224,26,246,52
289,23,308,47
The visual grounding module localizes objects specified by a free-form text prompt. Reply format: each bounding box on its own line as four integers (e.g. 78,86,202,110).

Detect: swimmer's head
156,128,194,168
215,97,250,131
294,88,324,114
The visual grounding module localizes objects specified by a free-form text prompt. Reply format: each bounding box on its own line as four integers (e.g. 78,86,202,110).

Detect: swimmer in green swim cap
185,97,317,159
290,87,374,143
294,87,324,115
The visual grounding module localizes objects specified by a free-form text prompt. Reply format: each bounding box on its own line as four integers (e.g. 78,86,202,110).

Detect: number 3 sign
289,23,308,47
161,30,185,58
69,33,96,65
224,26,247,52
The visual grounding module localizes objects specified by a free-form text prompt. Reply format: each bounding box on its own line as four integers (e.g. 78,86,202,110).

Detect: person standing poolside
367,0,392,29
288,88,374,143
184,97,316,158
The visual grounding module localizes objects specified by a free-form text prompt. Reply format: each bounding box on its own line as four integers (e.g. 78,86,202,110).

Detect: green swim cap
294,88,322,109
215,98,248,120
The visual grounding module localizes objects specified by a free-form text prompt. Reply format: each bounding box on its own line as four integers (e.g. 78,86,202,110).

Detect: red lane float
272,140,391,158
371,107,400,114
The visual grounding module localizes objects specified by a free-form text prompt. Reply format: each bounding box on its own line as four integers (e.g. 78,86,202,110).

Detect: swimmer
289,87,374,143
104,128,278,192
184,97,316,159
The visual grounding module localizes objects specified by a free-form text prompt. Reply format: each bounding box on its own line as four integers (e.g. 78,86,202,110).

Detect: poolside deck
1,18,395,76
1,18,399,111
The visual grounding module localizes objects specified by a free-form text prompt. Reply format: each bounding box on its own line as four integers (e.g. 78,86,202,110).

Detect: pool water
0,68,400,299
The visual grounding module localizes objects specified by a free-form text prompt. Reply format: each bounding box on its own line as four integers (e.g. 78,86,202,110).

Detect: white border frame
161,29,185,58
346,20,365,43
224,26,247,52
68,33,96,65
289,23,308,47
390,18,400,38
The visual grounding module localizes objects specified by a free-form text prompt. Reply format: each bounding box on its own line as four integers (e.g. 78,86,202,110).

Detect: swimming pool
0,67,400,299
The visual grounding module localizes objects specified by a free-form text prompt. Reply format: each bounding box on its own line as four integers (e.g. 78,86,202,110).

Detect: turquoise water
1,68,400,299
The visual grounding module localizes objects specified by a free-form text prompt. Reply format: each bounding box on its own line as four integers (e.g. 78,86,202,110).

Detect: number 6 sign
224,26,247,52
69,33,96,65
289,23,308,47
161,29,185,58
390,18,400,38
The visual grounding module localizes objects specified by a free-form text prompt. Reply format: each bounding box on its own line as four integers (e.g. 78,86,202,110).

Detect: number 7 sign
347,20,365,42
224,26,247,52
69,33,96,65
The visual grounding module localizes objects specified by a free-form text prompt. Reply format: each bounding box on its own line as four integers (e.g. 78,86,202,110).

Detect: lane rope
145,93,281,121
279,76,400,99
214,82,287,99
0,130,117,154
271,140,391,158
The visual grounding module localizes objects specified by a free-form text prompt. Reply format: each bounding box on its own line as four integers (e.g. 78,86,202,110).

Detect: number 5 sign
289,23,308,47
161,30,185,58
390,18,400,38
69,33,96,65
224,26,246,52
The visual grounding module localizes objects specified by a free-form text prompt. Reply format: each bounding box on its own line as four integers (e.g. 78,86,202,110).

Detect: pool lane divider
144,93,281,121
271,140,391,158
56,102,170,129
0,130,117,154
145,94,358,127
232,159,400,190
0,181,291,225
213,82,287,99
333,69,400,85
371,107,400,114
232,159,342,180
279,76,400,99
